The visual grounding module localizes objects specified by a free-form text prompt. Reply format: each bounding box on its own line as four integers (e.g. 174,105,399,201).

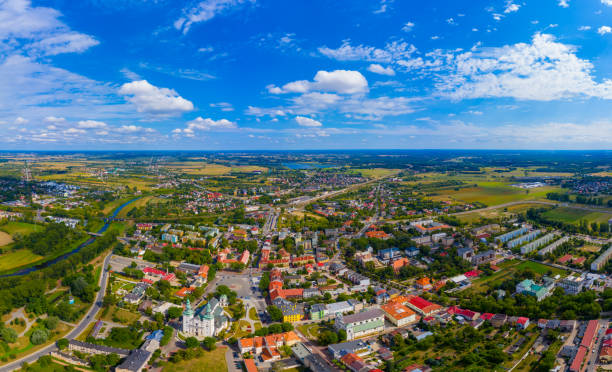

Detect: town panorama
2,0,612,372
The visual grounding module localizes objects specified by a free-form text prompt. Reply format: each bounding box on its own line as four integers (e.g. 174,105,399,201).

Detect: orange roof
366,230,389,239
340,353,364,366
389,295,411,305
416,277,431,286
381,302,416,320
244,359,258,372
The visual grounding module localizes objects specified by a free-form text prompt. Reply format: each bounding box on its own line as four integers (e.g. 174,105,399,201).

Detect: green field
542,207,612,225
0,222,42,236
0,249,43,272
429,181,562,206
163,346,228,372
469,260,567,294
457,202,554,223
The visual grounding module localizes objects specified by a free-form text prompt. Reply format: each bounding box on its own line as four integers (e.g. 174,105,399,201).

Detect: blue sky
1,0,612,150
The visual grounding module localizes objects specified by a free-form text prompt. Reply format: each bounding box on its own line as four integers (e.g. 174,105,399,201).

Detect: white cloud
0,0,98,56
598,26,612,35
402,22,415,32
64,127,85,134
114,125,153,133
245,106,287,117
270,70,368,95
174,0,255,34
318,40,417,64
119,80,194,116
367,64,395,76
558,0,569,7
14,116,28,124
602,0,612,6
295,116,322,127
198,46,214,53
446,18,455,25
185,117,236,132
210,102,234,111
578,26,592,31
44,116,65,123
77,120,107,128
438,33,612,101
504,2,520,13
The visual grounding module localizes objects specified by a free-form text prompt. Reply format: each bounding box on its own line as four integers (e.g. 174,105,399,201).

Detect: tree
30,329,49,345
167,306,183,319
185,337,200,349
266,306,283,322
56,338,69,350
317,330,338,346
44,316,59,330
203,337,217,351
1,328,18,343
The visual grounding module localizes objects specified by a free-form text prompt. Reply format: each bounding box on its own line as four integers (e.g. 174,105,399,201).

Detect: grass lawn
248,307,259,321
0,249,43,272
101,305,141,324
469,260,567,294
297,323,321,340
581,245,602,253
0,222,42,236
116,195,156,218
163,346,228,372
102,197,133,215
542,207,612,225
0,322,71,365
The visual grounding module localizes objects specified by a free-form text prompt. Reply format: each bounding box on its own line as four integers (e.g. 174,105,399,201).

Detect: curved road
2,252,114,371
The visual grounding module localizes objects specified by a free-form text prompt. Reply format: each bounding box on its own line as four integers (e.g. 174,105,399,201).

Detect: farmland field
0,231,13,246
428,181,562,206
0,249,43,272
161,162,267,176
352,168,400,178
163,346,228,372
0,222,42,236
541,207,612,225
456,202,554,223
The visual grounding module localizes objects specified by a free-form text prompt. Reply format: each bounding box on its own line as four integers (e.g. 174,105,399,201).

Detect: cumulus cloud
437,33,612,101
602,0,612,6
0,0,98,56
77,120,107,128
319,40,416,64
504,2,520,13
44,116,65,123
174,0,255,34
598,26,611,35
367,64,395,76
295,116,322,127
558,0,569,7
268,70,368,95
14,116,28,124
174,117,236,136
402,22,415,32
119,80,194,116
578,26,592,31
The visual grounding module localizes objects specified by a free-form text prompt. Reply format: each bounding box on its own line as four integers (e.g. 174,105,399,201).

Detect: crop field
428,181,562,206
456,202,554,223
0,231,13,247
0,249,43,272
162,162,267,176
352,168,400,178
541,207,612,225
0,222,42,236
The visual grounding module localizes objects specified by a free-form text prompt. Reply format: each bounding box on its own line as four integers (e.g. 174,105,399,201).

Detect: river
1,197,139,277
